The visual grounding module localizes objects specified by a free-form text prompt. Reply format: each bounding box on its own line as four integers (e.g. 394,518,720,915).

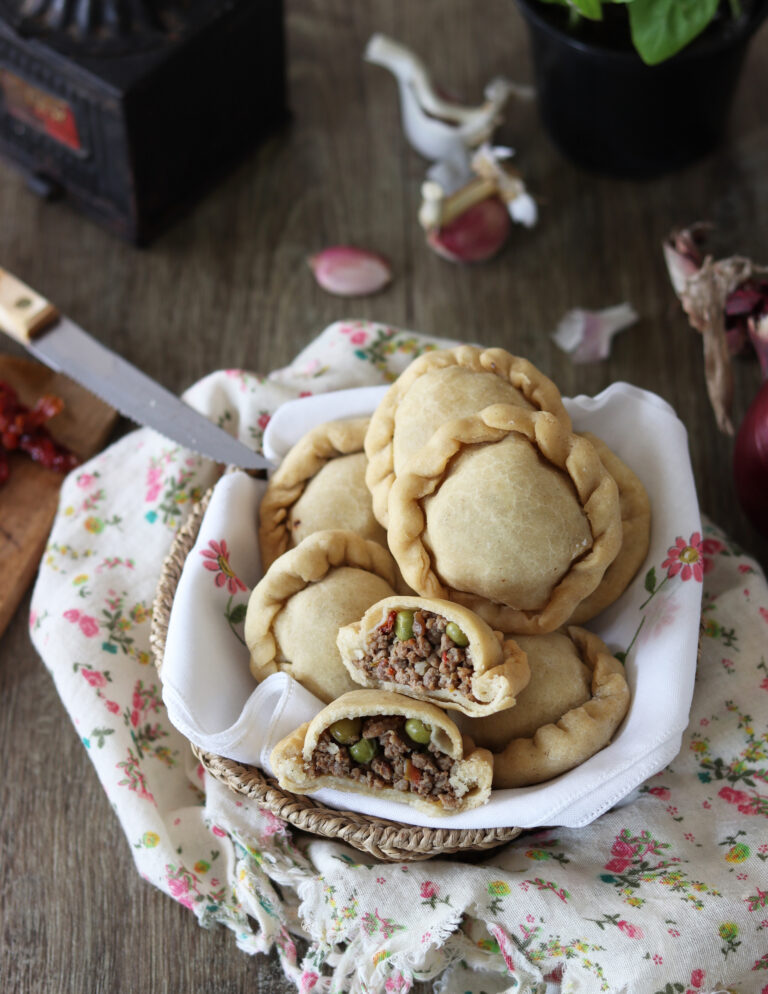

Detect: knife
0,267,272,471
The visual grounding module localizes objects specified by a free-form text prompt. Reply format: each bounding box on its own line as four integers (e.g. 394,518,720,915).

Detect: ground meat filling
308,715,460,810
360,609,478,700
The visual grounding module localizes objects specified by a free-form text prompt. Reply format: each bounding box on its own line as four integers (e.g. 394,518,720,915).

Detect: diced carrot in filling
309,714,459,809
359,609,477,700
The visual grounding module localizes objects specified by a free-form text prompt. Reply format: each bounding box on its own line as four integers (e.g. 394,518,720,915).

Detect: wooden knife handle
0,267,60,343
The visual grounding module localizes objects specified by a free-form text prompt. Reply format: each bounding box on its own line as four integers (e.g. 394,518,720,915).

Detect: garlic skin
308,246,392,297
551,304,639,363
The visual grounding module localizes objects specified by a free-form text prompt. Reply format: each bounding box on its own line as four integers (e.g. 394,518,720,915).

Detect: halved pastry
270,688,493,815
387,405,622,635
337,596,530,717
244,530,398,703
456,630,594,751
259,417,387,570
490,627,630,788
567,432,651,624
364,345,572,527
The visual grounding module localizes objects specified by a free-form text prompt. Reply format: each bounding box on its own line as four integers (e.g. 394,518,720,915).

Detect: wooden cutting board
0,354,117,637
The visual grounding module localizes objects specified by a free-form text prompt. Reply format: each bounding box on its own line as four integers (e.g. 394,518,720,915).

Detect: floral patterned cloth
29,322,768,994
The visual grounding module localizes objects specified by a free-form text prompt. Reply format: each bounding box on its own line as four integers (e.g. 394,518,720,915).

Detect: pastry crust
337,596,530,717
387,405,623,635
364,346,572,527
270,688,494,815
458,631,593,750
259,417,386,569
244,530,398,702
567,432,651,624
491,627,631,788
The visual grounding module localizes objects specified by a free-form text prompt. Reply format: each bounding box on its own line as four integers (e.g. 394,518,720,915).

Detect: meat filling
360,609,477,700
309,714,460,809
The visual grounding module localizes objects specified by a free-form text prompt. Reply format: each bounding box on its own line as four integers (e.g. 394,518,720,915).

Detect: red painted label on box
0,69,81,151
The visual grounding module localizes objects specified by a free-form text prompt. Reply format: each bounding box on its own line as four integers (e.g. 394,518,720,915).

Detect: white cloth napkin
161,379,702,829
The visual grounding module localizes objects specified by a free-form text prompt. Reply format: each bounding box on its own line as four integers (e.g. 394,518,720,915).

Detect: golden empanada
364,346,572,527
457,630,593,750
244,530,397,702
270,688,493,815
337,596,529,717
490,627,630,788
259,417,386,569
567,432,651,624
387,405,622,635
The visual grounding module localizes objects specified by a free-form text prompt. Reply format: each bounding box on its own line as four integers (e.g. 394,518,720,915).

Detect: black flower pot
515,0,768,178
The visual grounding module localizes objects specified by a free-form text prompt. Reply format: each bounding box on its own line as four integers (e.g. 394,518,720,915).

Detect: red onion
426,196,511,263
733,379,768,538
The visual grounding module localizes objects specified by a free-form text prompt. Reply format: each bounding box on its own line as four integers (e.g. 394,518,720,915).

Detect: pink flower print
211,824,227,838
662,532,704,582
78,615,99,637
261,810,285,838
200,539,246,594
298,390,312,398
760,607,768,625
376,877,386,884
63,608,80,622
690,968,705,988
605,834,638,872
384,974,410,993
761,677,768,691
719,785,752,807
350,330,367,345
82,668,107,688
145,465,163,503
618,920,644,939
701,538,723,556
167,875,196,911
257,412,270,430
738,563,754,574
105,700,120,714
299,972,319,994
77,472,96,488
130,710,139,727
648,786,671,800
653,954,663,965
420,881,438,899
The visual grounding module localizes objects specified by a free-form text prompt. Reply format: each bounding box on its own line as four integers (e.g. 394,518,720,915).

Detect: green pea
329,717,362,745
395,610,415,641
349,737,378,763
445,622,469,647
404,718,432,744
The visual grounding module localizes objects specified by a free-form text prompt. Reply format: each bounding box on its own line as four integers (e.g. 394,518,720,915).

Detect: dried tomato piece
0,379,79,484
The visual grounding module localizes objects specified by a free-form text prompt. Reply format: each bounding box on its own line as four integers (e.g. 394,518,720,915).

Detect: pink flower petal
308,246,392,297
551,304,638,363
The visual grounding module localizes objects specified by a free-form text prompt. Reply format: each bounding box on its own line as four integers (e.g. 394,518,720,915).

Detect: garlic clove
426,196,510,263
308,246,392,297
551,304,639,363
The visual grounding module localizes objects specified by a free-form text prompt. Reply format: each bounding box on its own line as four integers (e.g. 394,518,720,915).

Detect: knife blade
0,267,273,471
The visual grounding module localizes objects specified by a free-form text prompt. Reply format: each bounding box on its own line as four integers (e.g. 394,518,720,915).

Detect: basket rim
149,486,522,862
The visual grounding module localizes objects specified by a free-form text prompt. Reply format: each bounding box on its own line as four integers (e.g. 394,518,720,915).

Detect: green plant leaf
569,0,604,18
628,0,720,65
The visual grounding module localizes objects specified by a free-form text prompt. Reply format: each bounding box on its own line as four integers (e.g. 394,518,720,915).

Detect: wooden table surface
2,2,767,991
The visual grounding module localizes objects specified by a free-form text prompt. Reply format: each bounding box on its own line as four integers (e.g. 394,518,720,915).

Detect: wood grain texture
1,1,768,991
0,357,116,637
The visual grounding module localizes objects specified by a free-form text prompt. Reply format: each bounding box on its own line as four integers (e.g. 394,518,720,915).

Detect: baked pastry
364,345,572,527
567,432,651,624
244,530,397,703
457,630,594,750
490,627,630,788
270,688,493,815
387,404,622,635
337,596,530,717
259,417,387,570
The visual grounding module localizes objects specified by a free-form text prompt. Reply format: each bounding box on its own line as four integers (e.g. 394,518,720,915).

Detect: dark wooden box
0,0,288,244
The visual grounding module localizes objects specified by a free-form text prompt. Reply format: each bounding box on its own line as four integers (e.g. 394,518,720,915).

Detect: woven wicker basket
150,490,522,862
